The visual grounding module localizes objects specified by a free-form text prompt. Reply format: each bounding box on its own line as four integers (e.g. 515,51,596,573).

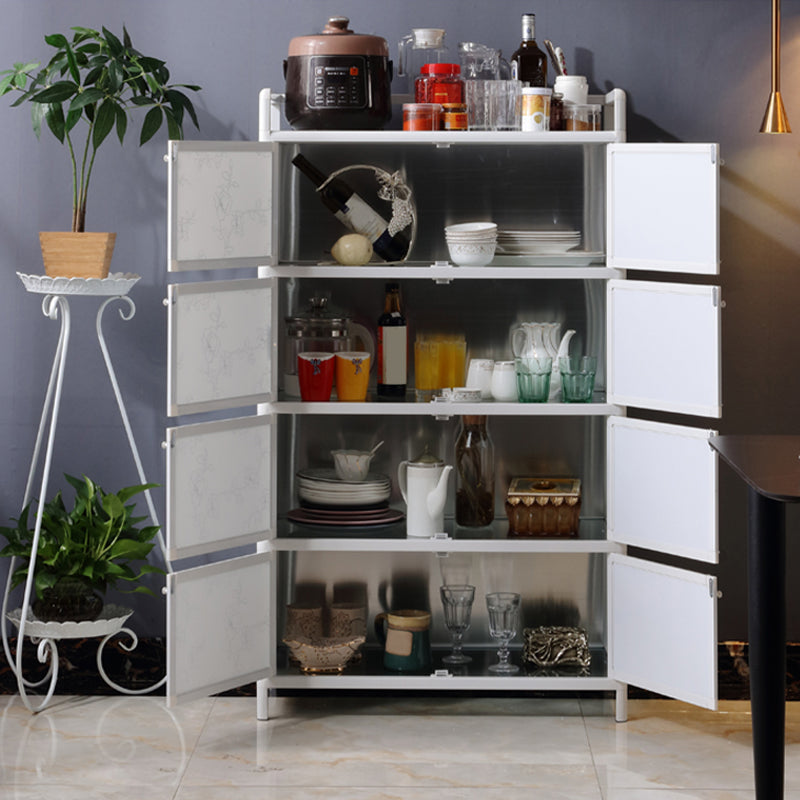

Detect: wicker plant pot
39,231,116,279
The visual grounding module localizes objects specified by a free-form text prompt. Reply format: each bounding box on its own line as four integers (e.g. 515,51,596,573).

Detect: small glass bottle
455,415,495,527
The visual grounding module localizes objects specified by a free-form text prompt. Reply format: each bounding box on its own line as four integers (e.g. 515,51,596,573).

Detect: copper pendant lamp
761,0,791,133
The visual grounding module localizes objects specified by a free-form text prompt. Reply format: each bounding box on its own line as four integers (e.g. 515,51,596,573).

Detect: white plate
297,468,390,487
17,272,141,296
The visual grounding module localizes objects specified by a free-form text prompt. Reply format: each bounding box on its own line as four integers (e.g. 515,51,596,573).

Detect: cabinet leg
614,684,628,722
256,679,270,720
747,489,785,800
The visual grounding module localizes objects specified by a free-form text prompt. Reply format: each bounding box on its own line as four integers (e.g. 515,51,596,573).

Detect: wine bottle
291,154,410,262
376,282,407,399
510,13,548,88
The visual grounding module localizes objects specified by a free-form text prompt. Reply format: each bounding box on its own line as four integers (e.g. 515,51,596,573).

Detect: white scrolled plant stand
1,273,173,712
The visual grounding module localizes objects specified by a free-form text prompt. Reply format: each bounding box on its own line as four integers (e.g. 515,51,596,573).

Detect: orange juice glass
414,337,440,401
436,336,467,389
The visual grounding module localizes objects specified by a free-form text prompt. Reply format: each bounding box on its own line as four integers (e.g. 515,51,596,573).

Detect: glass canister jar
283,295,374,397
415,63,465,105
455,415,495,527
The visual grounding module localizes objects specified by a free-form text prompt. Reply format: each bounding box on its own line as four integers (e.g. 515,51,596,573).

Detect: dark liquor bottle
291,153,411,262
510,13,548,88
376,283,407,399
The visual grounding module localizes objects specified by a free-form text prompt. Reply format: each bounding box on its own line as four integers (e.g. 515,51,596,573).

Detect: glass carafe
455,415,495,527
397,28,449,88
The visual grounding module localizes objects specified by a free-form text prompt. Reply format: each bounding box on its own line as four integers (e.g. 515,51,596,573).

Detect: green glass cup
515,356,552,402
559,356,597,402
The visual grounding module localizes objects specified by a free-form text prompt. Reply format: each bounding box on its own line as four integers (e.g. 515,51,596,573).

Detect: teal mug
374,610,432,672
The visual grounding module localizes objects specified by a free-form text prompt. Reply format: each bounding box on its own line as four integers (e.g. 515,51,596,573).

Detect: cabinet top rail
259,88,627,144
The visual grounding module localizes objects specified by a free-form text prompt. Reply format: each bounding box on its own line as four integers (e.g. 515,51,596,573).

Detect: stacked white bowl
445,222,498,266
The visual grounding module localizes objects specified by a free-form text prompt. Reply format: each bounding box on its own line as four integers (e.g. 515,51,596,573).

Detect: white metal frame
164,88,721,724
1,283,171,712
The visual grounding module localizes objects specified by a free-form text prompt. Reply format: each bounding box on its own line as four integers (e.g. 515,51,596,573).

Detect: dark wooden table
710,435,800,800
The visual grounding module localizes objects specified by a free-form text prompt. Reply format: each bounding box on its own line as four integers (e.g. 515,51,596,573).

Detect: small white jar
521,87,552,132
553,75,588,106
490,360,518,402
466,358,495,398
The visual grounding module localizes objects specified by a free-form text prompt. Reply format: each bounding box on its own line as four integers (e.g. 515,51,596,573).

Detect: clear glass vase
455,415,495,527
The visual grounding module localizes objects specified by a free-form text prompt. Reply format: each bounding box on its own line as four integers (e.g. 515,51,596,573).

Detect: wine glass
440,585,476,664
486,592,521,674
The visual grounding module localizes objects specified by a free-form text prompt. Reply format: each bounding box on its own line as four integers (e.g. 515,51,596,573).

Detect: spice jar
549,92,564,131
441,102,468,130
415,63,465,105
455,415,495,527
564,103,602,131
403,103,442,131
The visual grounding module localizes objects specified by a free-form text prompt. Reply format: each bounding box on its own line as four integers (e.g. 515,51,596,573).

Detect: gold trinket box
505,477,581,538
523,625,591,668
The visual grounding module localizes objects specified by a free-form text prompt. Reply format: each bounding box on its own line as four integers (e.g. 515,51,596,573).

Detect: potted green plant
0,474,164,622
0,25,201,278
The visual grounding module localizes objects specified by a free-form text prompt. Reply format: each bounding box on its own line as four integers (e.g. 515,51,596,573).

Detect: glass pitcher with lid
283,295,374,397
397,28,449,87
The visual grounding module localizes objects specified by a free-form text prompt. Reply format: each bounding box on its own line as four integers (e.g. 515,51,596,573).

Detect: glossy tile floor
1,693,800,799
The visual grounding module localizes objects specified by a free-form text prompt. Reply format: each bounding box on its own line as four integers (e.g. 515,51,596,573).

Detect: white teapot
397,448,453,538
511,322,575,400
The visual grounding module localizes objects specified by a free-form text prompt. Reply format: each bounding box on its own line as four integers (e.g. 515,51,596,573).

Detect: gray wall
1,0,799,640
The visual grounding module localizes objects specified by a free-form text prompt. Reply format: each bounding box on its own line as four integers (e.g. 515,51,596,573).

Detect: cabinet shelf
271,397,622,416
270,646,612,691
265,261,621,280
274,518,620,554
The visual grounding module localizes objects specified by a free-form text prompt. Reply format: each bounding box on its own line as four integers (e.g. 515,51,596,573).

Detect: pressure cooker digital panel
308,56,368,109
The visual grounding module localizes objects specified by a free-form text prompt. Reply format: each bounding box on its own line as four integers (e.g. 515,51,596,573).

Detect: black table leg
747,488,786,800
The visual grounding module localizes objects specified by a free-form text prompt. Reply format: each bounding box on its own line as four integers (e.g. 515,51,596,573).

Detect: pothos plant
0,25,201,232
0,474,164,606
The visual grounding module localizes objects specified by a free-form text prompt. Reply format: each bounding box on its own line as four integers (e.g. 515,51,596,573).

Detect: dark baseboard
0,638,792,700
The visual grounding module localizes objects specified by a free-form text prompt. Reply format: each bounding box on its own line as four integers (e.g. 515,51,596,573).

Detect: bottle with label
377,283,407,399
292,154,411,262
455,415,495,527
510,13,548,88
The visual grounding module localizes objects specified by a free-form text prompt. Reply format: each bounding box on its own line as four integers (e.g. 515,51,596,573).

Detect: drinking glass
515,356,552,402
440,585,476,664
559,355,597,403
485,592,520,673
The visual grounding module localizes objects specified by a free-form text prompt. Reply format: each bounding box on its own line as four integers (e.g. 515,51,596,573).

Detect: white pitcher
398,449,453,538
511,322,575,400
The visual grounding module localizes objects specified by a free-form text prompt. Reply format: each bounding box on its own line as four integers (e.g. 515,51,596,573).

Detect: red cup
297,352,335,401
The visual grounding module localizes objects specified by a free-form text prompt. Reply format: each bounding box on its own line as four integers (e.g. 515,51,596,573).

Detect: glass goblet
486,592,521,674
440,585,476,664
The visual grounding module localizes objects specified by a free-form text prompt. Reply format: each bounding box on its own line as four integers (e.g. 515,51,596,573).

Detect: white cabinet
163,89,720,717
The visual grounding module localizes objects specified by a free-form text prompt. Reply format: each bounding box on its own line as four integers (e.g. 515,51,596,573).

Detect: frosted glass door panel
167,278,276,416
609,554,717,710
608,417,718,563
608,279,721,417
607,143,719,274
166,416,274,560
168,140,274,271
167,552,271,705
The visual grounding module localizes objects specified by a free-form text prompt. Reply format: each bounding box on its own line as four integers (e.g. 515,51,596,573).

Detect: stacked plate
497,229,581,255
445,222,498,266
296,468,391,509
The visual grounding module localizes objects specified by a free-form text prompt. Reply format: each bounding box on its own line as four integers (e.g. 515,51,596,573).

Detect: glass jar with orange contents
414,63,465,105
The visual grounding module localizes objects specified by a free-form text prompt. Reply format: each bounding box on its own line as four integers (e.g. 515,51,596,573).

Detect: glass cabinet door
167,140,275,272
607,143,719,275
167,277,277,416
167,552,273,706
609,554,718,710
607,279,721,417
